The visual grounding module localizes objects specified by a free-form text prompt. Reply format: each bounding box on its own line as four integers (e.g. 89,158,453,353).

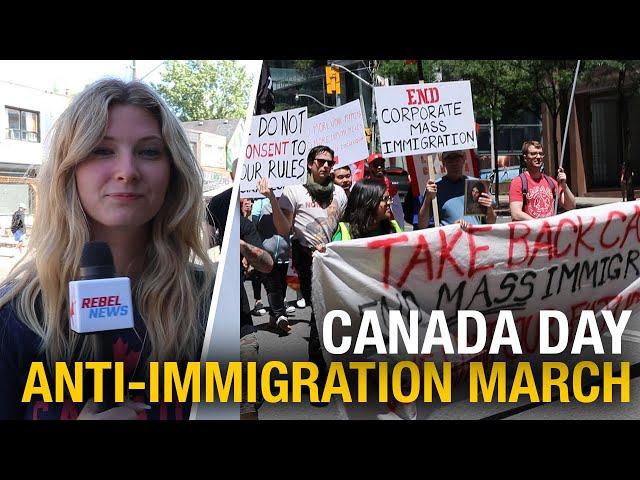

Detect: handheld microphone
69,242,134,334
69,241,134,410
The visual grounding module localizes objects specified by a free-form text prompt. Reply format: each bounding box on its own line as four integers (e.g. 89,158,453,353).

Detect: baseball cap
442,150,466,160
367,153,385,164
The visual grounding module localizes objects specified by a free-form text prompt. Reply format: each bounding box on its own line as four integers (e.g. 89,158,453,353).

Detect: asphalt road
248,279,640,420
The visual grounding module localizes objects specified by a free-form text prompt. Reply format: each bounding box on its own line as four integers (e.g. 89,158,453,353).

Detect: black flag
254,62,275,115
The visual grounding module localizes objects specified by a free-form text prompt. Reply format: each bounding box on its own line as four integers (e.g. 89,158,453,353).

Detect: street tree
152,60,252,121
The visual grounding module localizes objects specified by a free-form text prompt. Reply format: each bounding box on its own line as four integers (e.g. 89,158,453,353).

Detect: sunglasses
315,158,336,167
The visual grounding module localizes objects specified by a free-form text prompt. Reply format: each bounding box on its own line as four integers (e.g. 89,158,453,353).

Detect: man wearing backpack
11,203,26,253
509,141,576,220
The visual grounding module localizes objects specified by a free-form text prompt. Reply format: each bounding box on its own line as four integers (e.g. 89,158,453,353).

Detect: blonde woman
0,79,215,420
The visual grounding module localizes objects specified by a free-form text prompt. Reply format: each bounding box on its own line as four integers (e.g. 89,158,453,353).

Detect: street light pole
330,63,374,88
329,61,377,152
295,93,335,110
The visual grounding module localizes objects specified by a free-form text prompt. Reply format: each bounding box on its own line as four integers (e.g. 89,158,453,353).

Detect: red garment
367,174,398,197
509,172,559,219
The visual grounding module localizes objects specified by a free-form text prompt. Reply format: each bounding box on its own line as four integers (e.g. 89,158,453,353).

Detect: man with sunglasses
258,145,347,402
509,140,575,220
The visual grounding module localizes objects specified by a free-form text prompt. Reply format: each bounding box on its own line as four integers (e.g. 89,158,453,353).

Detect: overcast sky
0,60,260,94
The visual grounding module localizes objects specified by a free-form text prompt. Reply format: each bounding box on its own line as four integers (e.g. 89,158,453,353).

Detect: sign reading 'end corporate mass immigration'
305,100,369,168
240,107,308,198
375,80,477,157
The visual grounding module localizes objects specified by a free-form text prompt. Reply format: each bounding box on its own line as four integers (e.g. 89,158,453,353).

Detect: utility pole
132,60,136,81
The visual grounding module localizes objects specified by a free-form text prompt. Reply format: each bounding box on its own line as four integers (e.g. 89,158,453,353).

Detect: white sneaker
296,298,306,308
252,301,267,316
285,305,296,314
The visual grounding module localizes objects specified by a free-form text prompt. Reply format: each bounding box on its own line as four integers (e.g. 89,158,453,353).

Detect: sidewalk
0,239,27,282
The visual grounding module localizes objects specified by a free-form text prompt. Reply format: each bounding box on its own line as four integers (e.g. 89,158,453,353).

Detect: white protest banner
240,107,308,198
312,201,640,366
375,80,477,157
305,100,369,167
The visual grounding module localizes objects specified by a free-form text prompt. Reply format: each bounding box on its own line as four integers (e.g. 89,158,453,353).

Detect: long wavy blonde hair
0,78,215,365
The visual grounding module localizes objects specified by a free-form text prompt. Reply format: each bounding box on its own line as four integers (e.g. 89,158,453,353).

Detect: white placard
305,100,369,167
240,107,308,198
375,80,477,157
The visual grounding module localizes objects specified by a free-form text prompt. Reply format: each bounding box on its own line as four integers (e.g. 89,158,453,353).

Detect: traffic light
325,66,341,95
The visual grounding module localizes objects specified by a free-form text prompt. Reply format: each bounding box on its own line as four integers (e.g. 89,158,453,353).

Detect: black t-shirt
206,187,233,246
0,268,213,420
240,215,263,337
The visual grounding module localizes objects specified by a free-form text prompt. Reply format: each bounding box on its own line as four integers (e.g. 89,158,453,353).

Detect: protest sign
240,107,308,198
375,81,477,157
305,100,369,168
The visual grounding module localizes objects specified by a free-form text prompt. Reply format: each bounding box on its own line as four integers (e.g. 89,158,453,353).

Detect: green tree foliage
152,60,252,121
511,61,578,169
378,60,438,84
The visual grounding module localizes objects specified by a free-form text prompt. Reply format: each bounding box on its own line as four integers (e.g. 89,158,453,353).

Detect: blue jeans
13,229,25,242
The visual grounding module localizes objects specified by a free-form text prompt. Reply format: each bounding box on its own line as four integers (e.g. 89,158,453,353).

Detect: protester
251,194,294,330
365,153,405,229
332,180,402,241
509,140,575,220
332,165,353,197
10,203,27,253
240,213,274,420
258,145,347,402
418,149,496,228
331,179,414,419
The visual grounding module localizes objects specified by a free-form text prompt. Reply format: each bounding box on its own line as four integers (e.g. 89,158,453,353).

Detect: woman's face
472,187,480,201
75,105,171,236
376,192,392,222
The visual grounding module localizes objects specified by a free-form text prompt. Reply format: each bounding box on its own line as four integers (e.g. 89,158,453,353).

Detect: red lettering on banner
367,235,409,288
516,315,539,354
60,399,79,420
465,225,494,277
32,401,49,420
600,210,627,249
624,290,640,309
528,221,554,265
570,302,588,332
397,234,433,287
437,229,465,278
508,223,531,267
620,205,640,248
574,215,595,257
555,218,578,258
